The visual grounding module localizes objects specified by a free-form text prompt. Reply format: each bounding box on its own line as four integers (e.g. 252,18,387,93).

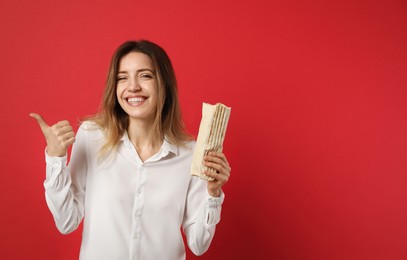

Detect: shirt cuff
206,190,225,208
45,148,67,164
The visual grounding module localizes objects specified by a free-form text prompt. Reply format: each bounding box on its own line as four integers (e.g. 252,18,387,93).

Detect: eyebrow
117,68,155,74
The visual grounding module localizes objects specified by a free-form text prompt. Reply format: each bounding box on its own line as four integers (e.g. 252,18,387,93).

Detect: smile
128,97,146,102
126,96,147,106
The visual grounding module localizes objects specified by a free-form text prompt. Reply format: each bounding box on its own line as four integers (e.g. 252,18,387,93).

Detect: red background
1,0,407,259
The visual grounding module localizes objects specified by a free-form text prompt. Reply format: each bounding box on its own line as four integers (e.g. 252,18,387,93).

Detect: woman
30,40,231,260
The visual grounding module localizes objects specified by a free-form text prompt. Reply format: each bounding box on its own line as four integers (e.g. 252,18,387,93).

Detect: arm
31,113,87,234
183,152,231,255
44,125,87,234
182,178,225,256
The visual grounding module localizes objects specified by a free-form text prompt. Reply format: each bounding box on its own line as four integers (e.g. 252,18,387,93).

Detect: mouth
126,96,147,106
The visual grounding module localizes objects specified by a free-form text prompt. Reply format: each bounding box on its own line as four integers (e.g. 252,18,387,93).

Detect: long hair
89,40,192,156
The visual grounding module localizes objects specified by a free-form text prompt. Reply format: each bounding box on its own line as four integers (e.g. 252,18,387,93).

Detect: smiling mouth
126,97,147,106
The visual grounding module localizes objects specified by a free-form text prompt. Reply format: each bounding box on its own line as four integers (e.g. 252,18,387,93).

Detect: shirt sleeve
43,124,88,234
182,176,225,256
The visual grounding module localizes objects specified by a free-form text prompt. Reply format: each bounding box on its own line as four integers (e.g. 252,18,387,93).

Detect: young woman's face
116,52,158,122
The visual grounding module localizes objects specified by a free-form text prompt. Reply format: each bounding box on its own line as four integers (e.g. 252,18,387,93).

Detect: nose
128,78,141,91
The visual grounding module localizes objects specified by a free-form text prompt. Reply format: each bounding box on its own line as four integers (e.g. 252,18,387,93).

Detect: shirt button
134,233,140,239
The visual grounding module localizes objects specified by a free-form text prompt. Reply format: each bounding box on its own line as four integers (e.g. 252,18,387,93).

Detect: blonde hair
88,40,192,156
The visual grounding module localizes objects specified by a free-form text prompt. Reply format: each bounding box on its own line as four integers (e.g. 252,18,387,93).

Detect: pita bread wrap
191,102,231,180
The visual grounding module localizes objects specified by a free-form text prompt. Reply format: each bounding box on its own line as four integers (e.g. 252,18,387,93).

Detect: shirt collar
161,137,179,157
121,131,179,158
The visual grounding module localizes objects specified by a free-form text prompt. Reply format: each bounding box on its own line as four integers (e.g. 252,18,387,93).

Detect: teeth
128,97,145,102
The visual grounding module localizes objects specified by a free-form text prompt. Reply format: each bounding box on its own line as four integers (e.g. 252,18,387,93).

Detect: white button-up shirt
44,122,224,260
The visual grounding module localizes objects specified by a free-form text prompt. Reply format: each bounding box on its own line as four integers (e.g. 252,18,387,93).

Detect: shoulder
77,121,105,140
178,140,196,154
79,120,100,131
167,140,195,161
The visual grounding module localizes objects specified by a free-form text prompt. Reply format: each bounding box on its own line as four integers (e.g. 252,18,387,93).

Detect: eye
140,73,153,79
116,75,127,82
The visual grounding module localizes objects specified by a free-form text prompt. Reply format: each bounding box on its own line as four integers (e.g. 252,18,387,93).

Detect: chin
127,112,155,121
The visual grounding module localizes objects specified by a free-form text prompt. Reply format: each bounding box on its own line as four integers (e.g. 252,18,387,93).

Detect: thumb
29,113,49,133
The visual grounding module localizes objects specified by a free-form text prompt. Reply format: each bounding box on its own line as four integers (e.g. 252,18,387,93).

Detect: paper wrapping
191,102,231,180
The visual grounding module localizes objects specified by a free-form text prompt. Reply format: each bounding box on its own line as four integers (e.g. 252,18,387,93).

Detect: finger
212,152,231,172
53,124,74,136
29,113,49,132
62,136,76,147
66,136,76,144
204,156,229,168
207,152,230,165
204,161,230,176
204,154,230,170
205,170,229,183
205,161,229,175
58,131,75,143
55,120,71,128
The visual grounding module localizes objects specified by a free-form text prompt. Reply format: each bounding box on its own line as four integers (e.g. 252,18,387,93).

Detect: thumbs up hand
30,113,76,157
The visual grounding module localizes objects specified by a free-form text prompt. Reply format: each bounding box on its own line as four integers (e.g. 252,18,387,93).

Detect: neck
127,118,162,161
